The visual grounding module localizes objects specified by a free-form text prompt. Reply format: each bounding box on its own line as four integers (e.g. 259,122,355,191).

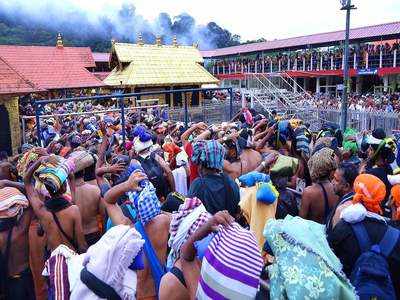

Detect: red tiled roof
93,52,110,63
0,56,38,95
201,21,400,57
0,45,104,90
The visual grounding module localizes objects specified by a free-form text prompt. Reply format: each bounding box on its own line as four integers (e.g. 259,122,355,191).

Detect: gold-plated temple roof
104,42,219,87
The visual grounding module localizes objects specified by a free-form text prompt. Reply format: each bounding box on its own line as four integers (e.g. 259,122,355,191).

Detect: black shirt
328,217,400,298
188,173,240,216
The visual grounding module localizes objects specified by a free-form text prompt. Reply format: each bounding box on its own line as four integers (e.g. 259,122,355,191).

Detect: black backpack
350,222,399,300
137,152,169,199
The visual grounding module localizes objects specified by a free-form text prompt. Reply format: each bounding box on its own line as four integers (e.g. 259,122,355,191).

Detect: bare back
225,149,262,179
136,213,171,299
0,209,32,276
75,183,102,235
300,182,339,224
39,205,84,252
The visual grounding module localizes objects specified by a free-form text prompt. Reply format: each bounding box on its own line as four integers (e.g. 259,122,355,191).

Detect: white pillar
310,56,313,71
270,60,273,73
241,62,244,73
331,56,334,70
383,75,389,92
288,58,291,70
342,54,345,70
303,57,306,71
316,77,321,93
262,61,265,73
234,63,237,73
255,61,258,73
366,52,369,69
278,60,281,72
320,55,323,70
379,48,383,68
394,50,397,67
294,58,297,70
293,78,298,92
353,53,357,69
247,63,250,73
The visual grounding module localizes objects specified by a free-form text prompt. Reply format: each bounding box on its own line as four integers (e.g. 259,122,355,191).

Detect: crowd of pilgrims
212,41,400,72
2,103,400,300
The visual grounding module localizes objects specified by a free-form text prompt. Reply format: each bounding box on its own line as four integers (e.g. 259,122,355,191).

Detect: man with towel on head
0,185,34,299
104,170,171,300
24,155,87,256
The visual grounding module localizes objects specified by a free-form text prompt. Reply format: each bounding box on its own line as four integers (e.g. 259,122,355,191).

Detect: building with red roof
202,21,400,95
0,35,104,91
0,57,40,155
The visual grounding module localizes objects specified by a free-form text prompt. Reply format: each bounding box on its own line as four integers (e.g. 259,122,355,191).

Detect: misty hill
0,2,241,52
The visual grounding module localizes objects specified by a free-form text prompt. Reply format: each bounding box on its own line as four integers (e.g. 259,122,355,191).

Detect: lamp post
340,0,356,131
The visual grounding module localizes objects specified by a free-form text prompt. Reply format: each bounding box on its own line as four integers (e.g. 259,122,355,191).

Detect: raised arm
23,158,47,219
103,171,147,226
154,154,175,192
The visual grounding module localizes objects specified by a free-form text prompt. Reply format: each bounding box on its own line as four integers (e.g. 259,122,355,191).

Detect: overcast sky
7,0,400,41
71,0,399,40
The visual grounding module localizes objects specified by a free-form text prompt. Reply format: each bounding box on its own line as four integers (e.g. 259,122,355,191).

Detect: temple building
104,36,219,107
0,57,39,154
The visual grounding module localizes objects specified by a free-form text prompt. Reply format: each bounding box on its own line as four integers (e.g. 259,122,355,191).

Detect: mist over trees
0,2,242,51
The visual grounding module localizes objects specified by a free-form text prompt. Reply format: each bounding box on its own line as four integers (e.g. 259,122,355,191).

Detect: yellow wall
0,96,20,155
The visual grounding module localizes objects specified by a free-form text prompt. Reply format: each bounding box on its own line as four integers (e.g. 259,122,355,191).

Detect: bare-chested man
74,166,104,246
299,147,339,224
223,138,262,179
0,180,34,299
104,171,171,300
24,157,87,255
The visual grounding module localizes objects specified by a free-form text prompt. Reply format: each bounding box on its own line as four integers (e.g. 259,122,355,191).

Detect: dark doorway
0,105,12,156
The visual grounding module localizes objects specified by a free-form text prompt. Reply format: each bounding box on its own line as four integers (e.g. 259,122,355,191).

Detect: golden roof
104,42,219,87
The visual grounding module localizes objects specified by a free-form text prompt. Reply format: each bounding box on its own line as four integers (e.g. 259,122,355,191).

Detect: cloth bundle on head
191,140,226,170
175,151,188,167
308,148,337,182
270,155,299,178
263,216,356,299
17,148,43,178
0,187,29,219
35,155,75,195
196,223,263,300
167,197,211,268
352,174,386,215
162,141,181,163
68,151,95,173
68,225,145,300
312,136,339,155
294,125,310,157
256,181,279,204
390,185,400,220
133,127,153,154
238,171,270,187
343,128,358,155
134,181,161,225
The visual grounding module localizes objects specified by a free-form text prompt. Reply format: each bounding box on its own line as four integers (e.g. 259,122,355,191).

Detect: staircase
244,73,317,121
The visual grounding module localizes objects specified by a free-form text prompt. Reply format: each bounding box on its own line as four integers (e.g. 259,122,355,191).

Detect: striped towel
167,197,211,268
0,187,29,219
197,223,263,300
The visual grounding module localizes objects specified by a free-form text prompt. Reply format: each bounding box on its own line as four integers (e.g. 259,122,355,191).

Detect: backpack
137,153,169,199
350,222,399,300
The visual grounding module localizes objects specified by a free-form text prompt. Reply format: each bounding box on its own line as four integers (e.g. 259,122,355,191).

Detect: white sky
12,0,400,41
